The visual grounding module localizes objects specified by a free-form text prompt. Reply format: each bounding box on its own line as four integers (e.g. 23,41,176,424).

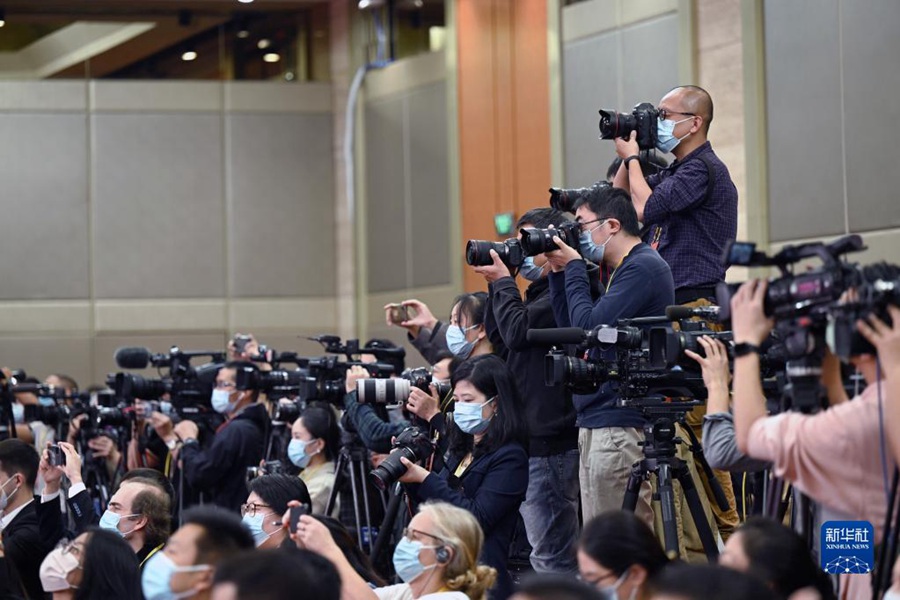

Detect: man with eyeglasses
162,362,268,512
612,85,738,305
544,185,674,527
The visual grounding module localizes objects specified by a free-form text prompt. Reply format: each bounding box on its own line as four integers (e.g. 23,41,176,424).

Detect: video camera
598,102,659,150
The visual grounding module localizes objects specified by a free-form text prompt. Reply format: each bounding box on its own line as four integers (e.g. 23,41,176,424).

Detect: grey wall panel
841,0,900,232
228,113,336,297
620,16,680,116
764,0,844,242
0,336,93,389
0,114,90,299
562,32,620,187
93,113,226,298
407,82,452,288
365,97,408,293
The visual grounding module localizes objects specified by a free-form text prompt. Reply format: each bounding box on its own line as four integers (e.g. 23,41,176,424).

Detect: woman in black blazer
400,354,529,600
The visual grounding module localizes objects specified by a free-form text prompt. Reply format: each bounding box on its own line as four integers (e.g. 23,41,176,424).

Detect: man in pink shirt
730,279,896,600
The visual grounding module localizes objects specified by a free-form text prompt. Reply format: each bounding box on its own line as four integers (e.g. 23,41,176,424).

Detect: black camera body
465,237,525,269
548,181,611,213
370,426,436,491
519,221,582,256
599,102,659,150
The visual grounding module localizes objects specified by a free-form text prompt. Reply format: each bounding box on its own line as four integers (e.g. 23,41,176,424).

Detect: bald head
662,85,713,134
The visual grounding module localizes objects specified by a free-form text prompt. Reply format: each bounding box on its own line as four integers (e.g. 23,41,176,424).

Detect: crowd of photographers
0,84,897,600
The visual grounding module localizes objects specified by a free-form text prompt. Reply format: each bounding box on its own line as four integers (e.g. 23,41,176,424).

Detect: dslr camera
370,426,436,490
598,102,659,150
356,367,452,405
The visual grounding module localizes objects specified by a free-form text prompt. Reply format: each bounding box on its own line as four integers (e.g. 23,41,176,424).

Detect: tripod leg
656,464,680,557
370,484,405,564
673,460,719,561
356,458,375,551
325,452,347,517
347,459,366,551
622,461,645,512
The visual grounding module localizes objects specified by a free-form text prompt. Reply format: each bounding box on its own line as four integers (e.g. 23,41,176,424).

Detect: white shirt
374,584,468,600
41,482,86,503
0,498,34,531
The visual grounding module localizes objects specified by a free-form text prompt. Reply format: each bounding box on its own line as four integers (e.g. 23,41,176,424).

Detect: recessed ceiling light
237,29,249,39
263,53,281,63
181,50,198,61
257,38,271,50
238,0,254,4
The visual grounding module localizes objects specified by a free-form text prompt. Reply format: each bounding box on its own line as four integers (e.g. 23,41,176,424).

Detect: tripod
622,413,720,561
325,433,383,554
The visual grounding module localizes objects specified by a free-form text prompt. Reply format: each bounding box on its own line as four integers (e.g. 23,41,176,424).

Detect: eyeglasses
215,381,236,390
578,571,619,587
240,502,272,517
658,108,696,121
402,527,448,545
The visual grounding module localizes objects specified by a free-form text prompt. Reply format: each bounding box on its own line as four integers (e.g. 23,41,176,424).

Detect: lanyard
604,248,632,293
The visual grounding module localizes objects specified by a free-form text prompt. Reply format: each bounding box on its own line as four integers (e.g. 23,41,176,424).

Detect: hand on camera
684,336,730,393
730,279,774,346
473,250,512,283
88,435,117,459
398,456,429,484
150,411,176,443
615,131,640,160
544,233,581,270
39,444,64,491
66,414,88,445
407,386,440,422
57,442,83,485
857,304,900,375
345,365,371,395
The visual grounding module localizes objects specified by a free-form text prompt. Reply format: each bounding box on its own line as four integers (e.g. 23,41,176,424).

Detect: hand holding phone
387,304,411,326
289,504,310,533
48,444,66,467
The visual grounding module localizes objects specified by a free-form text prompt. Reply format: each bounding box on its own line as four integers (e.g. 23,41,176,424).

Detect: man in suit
0,438,51,599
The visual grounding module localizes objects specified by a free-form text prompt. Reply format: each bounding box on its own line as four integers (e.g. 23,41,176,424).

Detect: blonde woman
295,501,497,600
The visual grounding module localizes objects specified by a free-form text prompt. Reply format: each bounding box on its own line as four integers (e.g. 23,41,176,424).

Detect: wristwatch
733,342,762,357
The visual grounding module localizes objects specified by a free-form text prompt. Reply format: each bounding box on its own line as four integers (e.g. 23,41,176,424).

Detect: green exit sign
494,212,515,236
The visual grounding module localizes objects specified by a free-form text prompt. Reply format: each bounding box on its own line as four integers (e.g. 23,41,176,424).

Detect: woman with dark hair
242,474,312,549
400,354,528,599
577,510,669,599
288,401,340,515
719,517,836,600
446,292,493,359
40,528,142,599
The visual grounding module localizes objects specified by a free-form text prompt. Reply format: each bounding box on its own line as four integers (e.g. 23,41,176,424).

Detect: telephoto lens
465,238,525,268
356,379,411,405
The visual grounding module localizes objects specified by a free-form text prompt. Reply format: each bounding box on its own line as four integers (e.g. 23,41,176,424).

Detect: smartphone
48,444,66,467
234,334,252,354
387,304,411,325
289,504,310,533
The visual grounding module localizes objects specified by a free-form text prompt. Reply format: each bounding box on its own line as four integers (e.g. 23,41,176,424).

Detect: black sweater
485,277,578,456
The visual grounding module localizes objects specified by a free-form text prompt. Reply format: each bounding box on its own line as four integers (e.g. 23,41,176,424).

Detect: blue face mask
392,538,437,583
656,117,692,153
99,510,140,538
579,221,612,265
446,325,478,359
287,438,317,468
454,397,495,435
12,403,24,425
38,396,56,407
141,552,211,600
211,389,235,414
519,256,545,282
242,512,276,547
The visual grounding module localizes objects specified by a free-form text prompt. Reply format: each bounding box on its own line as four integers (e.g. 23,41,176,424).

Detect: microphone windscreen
526,328,587,346
665,305,697,321
115,347,151,369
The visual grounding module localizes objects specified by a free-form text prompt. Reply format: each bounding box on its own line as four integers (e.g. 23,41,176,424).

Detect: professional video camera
370,426,436,491
548,181,611,213
356,367,452,405
715,235,869,412
109,346,225,420
598,102,659,150
826,262,900,360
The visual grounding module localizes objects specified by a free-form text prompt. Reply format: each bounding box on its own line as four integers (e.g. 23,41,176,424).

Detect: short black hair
671,85,714,133
0,439,39,488
213,549,340,600
516,207,569,231
120,468,176,504
181,506,255,565
451,292,488,328
248,474,312,516
649,564,775,600
515,574,606,600
573,186,641,237
223,361,261,401
579,511,669,579
75,528,143,600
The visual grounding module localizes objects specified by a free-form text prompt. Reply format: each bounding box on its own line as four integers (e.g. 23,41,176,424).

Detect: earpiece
435,546,451,564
